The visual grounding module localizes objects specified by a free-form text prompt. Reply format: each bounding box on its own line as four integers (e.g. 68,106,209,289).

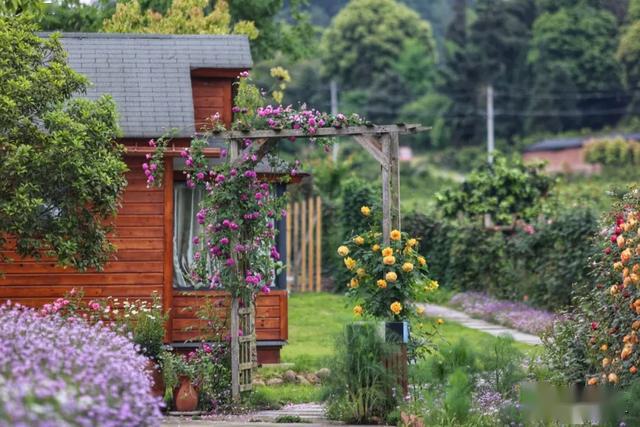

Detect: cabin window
172,179,283,289
173,182,207,288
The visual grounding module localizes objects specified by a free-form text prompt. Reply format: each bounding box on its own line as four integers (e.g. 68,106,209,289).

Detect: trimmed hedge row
404,209,599,310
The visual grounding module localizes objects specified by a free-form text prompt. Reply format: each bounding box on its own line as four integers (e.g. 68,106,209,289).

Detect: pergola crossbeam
206,124,430,140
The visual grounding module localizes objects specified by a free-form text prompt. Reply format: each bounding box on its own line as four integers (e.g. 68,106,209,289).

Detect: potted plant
159,350,199,411
119,293,168,399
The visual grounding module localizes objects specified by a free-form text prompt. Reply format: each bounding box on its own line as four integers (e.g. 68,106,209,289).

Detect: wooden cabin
0,33,288,363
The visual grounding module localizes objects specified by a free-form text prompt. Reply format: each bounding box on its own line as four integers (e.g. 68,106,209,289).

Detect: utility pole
486,84,495,164
330,80,339,163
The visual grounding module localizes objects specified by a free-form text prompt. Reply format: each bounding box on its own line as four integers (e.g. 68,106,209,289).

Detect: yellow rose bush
336,214,435,320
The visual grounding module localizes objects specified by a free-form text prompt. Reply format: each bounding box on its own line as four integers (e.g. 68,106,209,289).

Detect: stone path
419,303,542,346
163,403,375,427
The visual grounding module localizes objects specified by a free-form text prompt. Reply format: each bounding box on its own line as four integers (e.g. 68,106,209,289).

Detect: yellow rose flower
385,271,398,282
390,301,402,315
383,255,396,265
357,268,366,277
360,206,371,216
337,246,349,257
377,279,387,289
353,305,363,316
390,229,401,241
425,280,439,292
382,247,394,257
354,236,365,245
436,318,444,325
344,257,356,270
349,278,359,289
418,256,427,266
407,238,418,247
416,306,425,315
372,244,380,252
402,262,414,272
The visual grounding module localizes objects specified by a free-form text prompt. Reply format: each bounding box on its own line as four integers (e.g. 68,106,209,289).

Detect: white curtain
173,183,205,288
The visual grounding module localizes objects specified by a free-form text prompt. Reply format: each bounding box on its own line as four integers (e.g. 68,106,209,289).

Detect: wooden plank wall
171,290,288,343
0,157,166,306
191,77,232,130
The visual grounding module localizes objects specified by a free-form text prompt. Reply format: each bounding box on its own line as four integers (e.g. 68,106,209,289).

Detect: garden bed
449,292,556,336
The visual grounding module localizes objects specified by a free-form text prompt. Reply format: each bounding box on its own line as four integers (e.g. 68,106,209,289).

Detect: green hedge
403,208,599,310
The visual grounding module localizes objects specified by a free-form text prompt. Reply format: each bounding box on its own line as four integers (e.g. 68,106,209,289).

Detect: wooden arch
220,123,430,245
184,123,430,400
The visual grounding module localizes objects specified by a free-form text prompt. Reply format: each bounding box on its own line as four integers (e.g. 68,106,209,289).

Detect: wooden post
315,196,322,292
230,296,240,402
389,132,401,231
286,203,292,289
307,197,314,292
228,139,242,403
380,134,392,245
300,198,307,291
293,202,300,292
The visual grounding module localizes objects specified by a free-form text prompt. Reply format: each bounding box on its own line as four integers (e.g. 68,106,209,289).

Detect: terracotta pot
174,376,198,412
145,359,165,400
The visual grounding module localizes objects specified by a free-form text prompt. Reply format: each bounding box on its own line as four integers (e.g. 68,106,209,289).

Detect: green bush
325,322,397,424
444,369,472,423
403,207,598,310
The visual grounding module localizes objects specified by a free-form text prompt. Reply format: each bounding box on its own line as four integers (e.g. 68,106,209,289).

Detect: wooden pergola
221,123,429,244
210,123,430,400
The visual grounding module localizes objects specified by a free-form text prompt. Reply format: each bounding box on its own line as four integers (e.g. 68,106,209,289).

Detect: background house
0,33,288,363
522,133,640,174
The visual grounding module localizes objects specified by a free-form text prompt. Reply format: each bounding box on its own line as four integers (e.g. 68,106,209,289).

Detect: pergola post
380,134,392,245
389,132,401,231
228,139,241,403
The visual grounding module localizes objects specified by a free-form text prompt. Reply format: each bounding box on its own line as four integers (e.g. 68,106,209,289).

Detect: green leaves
436,155,554,226
0,17,126,271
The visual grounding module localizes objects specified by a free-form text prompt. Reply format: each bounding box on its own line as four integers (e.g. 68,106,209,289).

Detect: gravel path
418,303,542,346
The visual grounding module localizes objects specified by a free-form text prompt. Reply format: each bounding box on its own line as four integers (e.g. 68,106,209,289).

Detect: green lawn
281,292,538,369
280,292,354,370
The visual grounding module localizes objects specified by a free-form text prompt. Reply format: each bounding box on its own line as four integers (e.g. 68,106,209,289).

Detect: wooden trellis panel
286,196,323,292
238,305,257,392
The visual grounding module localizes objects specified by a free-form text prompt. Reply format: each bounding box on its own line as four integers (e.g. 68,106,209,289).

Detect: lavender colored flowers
0,303,162,427
449,292,556,335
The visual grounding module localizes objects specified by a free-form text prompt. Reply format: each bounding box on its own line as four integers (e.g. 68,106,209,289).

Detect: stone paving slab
419,303,542,346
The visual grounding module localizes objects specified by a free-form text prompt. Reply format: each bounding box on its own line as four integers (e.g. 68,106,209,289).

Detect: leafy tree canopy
320,0,436,89
0,17,127,270
103,0,259,39
436,155,554,226
527,5,624,130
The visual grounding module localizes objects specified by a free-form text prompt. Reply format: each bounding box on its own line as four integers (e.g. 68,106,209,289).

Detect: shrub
337,216,435,320
404,207,598,310
444,369,472,423
584,136,640,166
0,303,161,426
325,322,397,424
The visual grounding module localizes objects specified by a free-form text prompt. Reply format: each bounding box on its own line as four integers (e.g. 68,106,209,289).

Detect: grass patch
281,293,353,370
245,384,325,410
428,317,538,356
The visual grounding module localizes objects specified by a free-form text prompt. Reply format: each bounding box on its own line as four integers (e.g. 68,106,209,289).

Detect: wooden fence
286,196,322,292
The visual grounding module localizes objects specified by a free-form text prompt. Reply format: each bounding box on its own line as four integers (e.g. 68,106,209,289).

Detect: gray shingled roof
42,33,252,138
525,132,640,152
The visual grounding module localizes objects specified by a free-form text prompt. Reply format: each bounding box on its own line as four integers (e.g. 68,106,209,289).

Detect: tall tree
103,0,259,39
527,6,624,132
438,0,537,147
617,20,640,113
320,0,436,90
41,0,114,32
0,17,127,271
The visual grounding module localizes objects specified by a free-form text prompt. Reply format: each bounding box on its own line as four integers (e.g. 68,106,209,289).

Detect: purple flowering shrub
449,292,556,335
0,303,162,427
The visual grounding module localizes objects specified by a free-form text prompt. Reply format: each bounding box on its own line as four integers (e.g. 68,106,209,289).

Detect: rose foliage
146,73,366,301
337,207,436,321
